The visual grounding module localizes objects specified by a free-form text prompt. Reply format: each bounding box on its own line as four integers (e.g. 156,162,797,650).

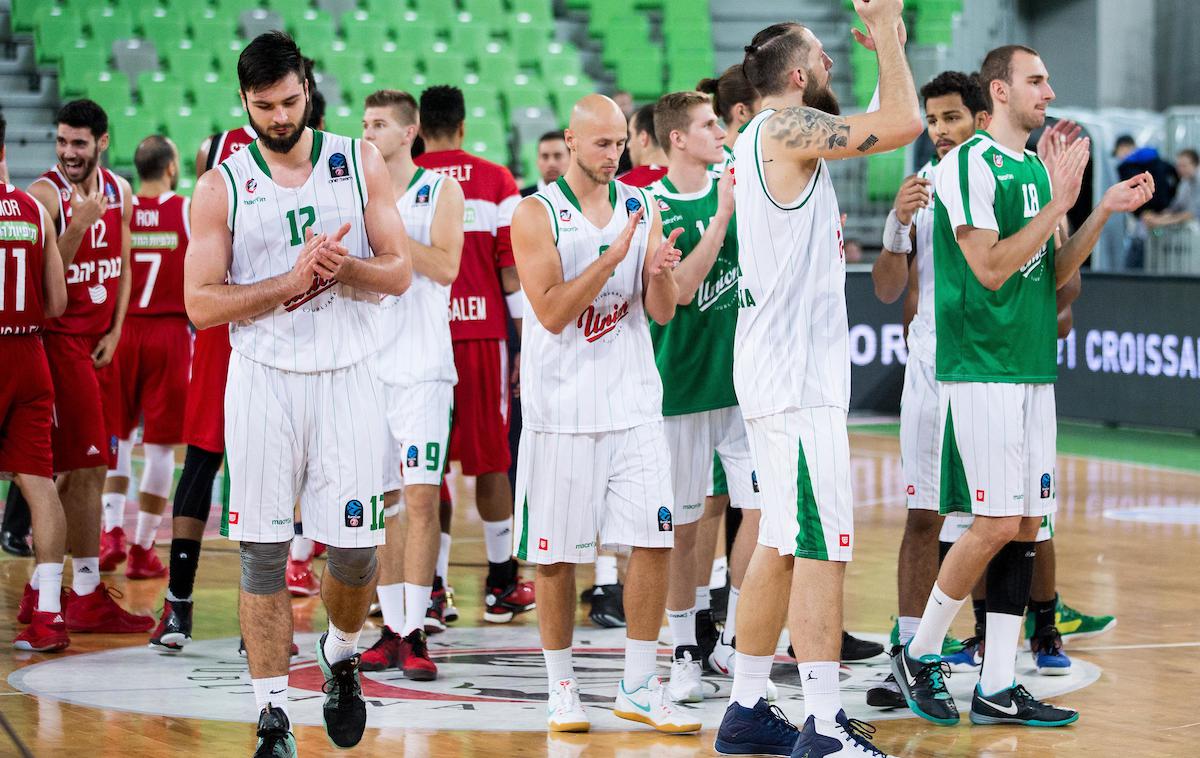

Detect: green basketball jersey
933,130,1058,383
648,174,740,415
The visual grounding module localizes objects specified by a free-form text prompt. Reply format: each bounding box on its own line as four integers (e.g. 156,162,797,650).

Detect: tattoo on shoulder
856,134,879,152
767,107,850,151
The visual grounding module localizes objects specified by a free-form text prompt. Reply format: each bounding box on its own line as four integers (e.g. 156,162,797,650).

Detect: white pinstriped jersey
377,167,458,386
732,108,849,417
218,130,378,373
907,159,937,363
522,178,663,433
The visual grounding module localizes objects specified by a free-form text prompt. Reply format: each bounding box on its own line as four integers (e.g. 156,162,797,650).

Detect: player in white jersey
185,33,411,756
713,5,923,757
510,94,697,734
357,89,464,681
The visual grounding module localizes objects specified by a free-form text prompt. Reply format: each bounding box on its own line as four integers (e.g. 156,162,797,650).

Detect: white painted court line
1070,641,1200,652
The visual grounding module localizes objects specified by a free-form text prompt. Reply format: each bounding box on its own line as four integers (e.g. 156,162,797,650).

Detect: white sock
436,532,452,581
290,536,314,562
35,563,64,614
252,675,290,718
694,586,711,612
980,612,1022,695
323,621,361,665
134,511,162,550
798,660,841,721
909,582,966,659
623,637,658,687
730,652,773,708
402,582,431,636
482,518,513,565
29,566,40,590
102,492,125,532
725,586,741,639
72,557,101,596
543,646,574,684
594,554,618,586
376,583,405,633
667,607,696,649
709,556,728,588
898,615,921,645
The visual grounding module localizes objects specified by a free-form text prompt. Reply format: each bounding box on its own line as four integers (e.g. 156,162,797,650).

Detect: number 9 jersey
216,130,377,373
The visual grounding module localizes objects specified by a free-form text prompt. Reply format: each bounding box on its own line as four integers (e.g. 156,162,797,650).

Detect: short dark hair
979,44,1039,108
1113,134,1136,153
631,103,658,146
238,31,306,94
654,91,711,154
538,129,566,145
308,88,326,128
56,99,108,138
420,85,465,140
1179,148,1199,165
133,135,176,181
742,22,809,97
920,71,989,116
365,89,419,125
697,64,759,124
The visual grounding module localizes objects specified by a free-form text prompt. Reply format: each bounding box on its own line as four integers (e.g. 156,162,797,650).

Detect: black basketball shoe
316,633,368,748
253,705,297,758
969,683,1079,727
149,598,193,651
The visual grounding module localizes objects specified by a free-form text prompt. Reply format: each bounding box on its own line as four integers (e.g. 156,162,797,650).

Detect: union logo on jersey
415,184,431,205
578,294,630,344
283,272,337,312
328,152,350,181
345,499,364,528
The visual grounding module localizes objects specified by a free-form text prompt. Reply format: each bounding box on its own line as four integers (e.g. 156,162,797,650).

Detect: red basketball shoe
126,544,168,580
14,610,70,652
98,527,128,572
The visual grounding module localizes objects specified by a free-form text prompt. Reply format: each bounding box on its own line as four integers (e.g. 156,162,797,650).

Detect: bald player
511,95,696,734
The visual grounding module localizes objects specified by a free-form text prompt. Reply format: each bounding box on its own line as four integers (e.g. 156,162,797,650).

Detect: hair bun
744,44,758,54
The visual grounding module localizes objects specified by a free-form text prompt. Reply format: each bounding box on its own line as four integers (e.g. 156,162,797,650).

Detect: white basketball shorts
223,352,386,547
900,352,942,511
382,380,454,491
513,422,674,564
665,405,755,524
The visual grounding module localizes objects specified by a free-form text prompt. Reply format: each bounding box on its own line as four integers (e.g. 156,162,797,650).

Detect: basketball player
644,91,754,704
3,113,71,652
892,44,1152,728
713,4,923,755
510,93,696,734
152,89,326,651
24,100,153,635
185,32,410,754
414,85,534,623
97,136,189,582
357,89,464,680
619,103,668,187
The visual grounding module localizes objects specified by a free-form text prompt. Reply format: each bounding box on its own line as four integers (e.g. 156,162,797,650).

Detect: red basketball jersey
0,183,47,335
129,192,189,317
37,166,125,336
206,126,256,171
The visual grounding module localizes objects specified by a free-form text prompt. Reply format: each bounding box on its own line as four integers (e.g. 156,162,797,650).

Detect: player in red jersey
414,85,535,622
98,136,190,581
1,114,73,652
24,100,152,634
618,103,669,188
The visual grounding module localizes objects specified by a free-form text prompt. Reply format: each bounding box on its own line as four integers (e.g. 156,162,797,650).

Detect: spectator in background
1143,149,1199,230
612,89,635,120
520,130,568,197
1116,137,1179,268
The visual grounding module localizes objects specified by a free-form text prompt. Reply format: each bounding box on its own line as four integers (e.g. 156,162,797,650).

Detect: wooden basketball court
2,422,1197,757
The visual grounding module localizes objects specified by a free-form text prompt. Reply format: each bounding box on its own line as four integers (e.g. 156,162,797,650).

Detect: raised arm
872,173,929,303
513,196,639,335
184,170,320,329
674,170,732,305
38,202,67,319
409,177,463,286
640,202,681,324
91,177,134,367
328,140,410,296
1053,172,1154,286
27,178,102,270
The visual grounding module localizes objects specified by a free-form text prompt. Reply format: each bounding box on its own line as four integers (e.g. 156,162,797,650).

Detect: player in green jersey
892,44,1154,729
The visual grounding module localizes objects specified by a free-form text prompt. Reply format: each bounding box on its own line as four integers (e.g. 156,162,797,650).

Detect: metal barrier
1145,223,1200,275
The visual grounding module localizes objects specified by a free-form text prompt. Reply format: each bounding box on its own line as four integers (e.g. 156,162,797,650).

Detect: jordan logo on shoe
806,672,817,681
979,695,1019,715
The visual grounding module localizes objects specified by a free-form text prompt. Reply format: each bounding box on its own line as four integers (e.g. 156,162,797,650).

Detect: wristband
883,208,912,254
505,290,525,318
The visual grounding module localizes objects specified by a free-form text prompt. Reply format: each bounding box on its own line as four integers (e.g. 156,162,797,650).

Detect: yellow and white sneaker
614,675,702,733
547,678,590,732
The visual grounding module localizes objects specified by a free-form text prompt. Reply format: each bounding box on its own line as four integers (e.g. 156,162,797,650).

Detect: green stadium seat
161,42,215,79
11,0,44,34
85,5,136,51
536,41,583,77
411,0,458,30
474,45,519,90
510,0,554,25
391,12,444,49
321,49,368,85
212,0,262,17
139,9,188,43
58,47,111,94
423,50,468,86
107,106,150,167
867,150,906,202
615,50,664,100
190,74,241,114
191,16,238,46
324,105,361,137
601,34,650,69
73,69,133,111
291,10,338,55
462,81,502,112
448,17,494,53
366,46,418,83
35,8,85,64
503,77,551,111
138,72,186,113
341,11,392,51
510,21,552,68
460,0,506,32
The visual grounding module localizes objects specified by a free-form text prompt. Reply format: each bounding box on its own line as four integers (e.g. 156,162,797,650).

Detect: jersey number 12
286,206,317,246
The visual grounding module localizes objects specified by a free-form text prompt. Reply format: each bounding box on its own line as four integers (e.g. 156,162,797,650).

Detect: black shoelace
408,632,429,658
322,654,362,703
759,704,798,737
840,718,887,757
914,659,953,697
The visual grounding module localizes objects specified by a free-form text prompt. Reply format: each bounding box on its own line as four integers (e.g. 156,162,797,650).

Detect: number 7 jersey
129,192,189,317
217,129,378,373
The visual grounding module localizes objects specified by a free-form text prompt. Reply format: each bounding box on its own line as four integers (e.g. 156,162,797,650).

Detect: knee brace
985,540,1036,616
108,438,134,479
139,443,176,499
239,541,289,594
172,446,224,522
325,546,378,587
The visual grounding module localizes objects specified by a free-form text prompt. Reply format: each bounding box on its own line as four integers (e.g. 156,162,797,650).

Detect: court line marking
1069,641,1200,652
